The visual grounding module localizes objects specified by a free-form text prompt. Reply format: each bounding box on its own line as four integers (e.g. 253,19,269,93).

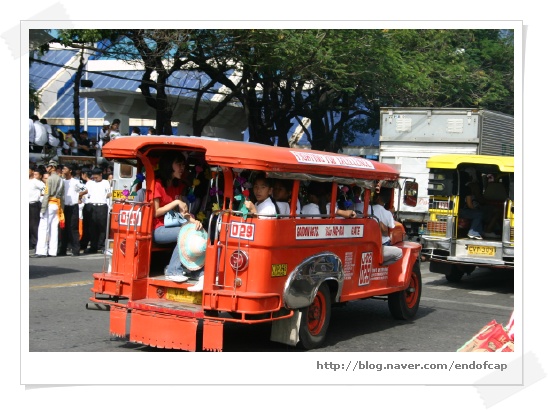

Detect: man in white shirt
29,167,45,250
96,120,110,158
29,118,35,150
59,164,84,256
40,118,59,148
31,115,48,153
78,168,93,251
83,167,111,253
369,189,402,265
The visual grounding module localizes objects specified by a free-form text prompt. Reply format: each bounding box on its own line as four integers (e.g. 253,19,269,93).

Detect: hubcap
308,292,326,335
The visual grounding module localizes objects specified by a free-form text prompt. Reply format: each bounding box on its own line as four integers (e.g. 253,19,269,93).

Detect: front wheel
298,282,332,350
388,262,422,320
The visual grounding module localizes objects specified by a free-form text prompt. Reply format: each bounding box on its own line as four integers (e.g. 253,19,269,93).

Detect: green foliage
33,29,514,150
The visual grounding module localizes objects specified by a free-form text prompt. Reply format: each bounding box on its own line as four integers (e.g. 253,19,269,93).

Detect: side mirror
403,181,418,207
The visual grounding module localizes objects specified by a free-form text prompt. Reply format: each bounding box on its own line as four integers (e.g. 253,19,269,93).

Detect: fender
387,241,422,288
283,252,344,309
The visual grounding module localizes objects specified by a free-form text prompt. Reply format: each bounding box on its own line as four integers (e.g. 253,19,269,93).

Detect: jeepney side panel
202,213,415,313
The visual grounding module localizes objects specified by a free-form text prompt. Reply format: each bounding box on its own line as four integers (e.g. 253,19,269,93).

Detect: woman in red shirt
152,151,202,281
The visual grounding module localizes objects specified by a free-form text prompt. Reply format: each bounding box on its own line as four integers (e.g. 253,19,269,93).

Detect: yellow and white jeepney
419,154,514,282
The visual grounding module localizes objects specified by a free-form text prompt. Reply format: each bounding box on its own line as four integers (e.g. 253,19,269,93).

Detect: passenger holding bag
151,152,202,281
164,209,186,227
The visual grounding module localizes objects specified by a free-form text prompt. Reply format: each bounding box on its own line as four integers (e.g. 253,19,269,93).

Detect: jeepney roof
426,154,514,173
102,135,400,180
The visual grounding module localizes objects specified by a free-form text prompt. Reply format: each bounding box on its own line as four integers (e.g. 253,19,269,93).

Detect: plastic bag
458,312,514,352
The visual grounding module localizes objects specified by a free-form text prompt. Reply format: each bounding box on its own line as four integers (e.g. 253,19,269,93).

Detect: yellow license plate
165,288,202,304
468,245,495,256
112,190,135,200
271,263,288,277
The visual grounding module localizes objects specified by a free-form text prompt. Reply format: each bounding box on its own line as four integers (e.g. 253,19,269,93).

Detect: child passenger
244,172,280,219
272,178,300,215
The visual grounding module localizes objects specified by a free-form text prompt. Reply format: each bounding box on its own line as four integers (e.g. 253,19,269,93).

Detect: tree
50,29,513,151
186,29,513,151
56,30,118,138
29,30,57,114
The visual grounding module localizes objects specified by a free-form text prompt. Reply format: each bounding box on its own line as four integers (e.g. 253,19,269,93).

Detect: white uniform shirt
255,197,276,219
33,121,48,146
29,119,35,144
45,124,59,146
80,180,92,204
29,178,45,203
87,179,111,204
64,177,84,206
370,204,395,244
109,130,122,140
276,200,300,215
301,202,320,218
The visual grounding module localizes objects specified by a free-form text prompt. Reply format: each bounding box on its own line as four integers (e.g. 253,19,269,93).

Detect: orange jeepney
88,136,422,351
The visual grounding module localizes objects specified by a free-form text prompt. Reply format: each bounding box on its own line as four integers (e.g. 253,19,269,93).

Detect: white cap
103,120,110,126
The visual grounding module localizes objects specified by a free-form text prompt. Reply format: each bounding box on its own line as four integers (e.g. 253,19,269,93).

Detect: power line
30,56,236,97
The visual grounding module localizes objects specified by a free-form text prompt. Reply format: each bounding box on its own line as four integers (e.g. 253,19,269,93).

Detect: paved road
28,253,514,352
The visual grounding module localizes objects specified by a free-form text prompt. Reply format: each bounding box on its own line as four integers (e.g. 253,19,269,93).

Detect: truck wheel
388,262,422,320
445,265,467,282
298,283,331,350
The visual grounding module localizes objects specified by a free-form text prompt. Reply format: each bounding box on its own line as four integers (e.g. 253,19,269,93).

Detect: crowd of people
29,159,113,258
29,116,159,159
29,148,403,290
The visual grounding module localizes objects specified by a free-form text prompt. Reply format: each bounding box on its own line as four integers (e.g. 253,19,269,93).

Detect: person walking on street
78,167,93,252
84,167,111,253
33,160,65,258
29,167,45,250
59,163,83,256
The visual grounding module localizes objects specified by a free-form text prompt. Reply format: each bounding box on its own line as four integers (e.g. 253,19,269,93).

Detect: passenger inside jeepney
272,178,301,216
458,170,485,240
300,181,357,219
462,167,503,239
300,181,328,218
368,187,402,265
150,151,203,282
244,172,280,219
350,185,365,214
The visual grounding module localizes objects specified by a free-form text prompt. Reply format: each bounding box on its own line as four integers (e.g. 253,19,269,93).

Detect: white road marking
30,280,93,290
469,290,497,296
421,296,513,311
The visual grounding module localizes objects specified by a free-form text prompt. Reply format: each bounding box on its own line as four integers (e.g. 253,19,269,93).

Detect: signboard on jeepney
295,224,364,240
290,151,375,169
58,155,97,167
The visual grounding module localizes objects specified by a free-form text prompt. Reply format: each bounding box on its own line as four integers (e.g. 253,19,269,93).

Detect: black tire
461,265,476,274
388,262,422,320
297,282,332,350
445,265,469,282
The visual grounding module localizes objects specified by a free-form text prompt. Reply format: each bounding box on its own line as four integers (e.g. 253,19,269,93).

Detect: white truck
379,107,514,239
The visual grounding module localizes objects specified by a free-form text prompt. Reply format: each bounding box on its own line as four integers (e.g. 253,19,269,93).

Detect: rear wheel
298,283,331,350
388,262,422,320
